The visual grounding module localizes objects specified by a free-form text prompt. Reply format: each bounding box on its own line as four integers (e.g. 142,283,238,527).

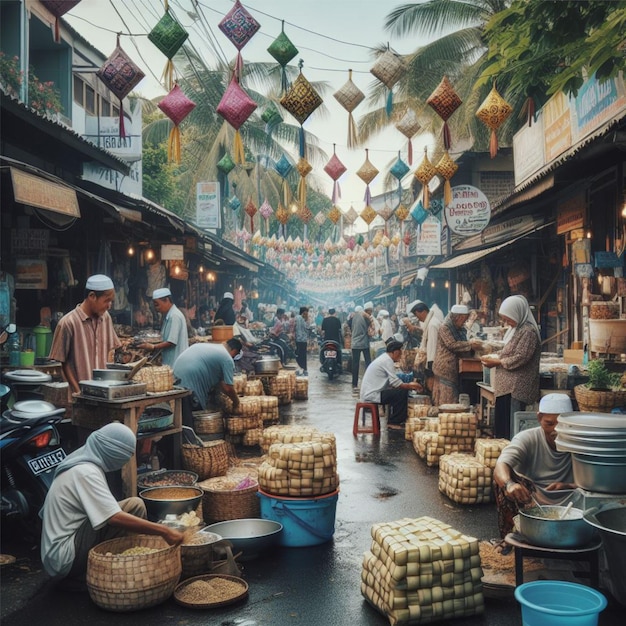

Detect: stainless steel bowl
205,518,283,560
254,356,281,374
519,505,597,548
572,454,626,493
139,486,203,522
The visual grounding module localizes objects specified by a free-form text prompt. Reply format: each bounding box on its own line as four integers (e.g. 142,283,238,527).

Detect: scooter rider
321,308,342,371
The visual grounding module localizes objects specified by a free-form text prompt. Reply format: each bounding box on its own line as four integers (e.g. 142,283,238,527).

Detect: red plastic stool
353,402,380,436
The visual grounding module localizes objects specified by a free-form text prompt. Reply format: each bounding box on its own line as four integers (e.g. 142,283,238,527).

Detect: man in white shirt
359,340,422,429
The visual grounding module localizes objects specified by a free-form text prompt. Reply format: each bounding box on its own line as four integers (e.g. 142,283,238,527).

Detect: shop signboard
543,91,572,162
444,185,491,236
15,259,48,290
196,182,221,229
513,110,545,186
82,160,142,196
557,192,585,234
415,216,441,256
160,244,184,260
11,169,80,218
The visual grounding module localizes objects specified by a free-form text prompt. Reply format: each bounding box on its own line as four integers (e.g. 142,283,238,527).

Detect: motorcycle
319,339,342,380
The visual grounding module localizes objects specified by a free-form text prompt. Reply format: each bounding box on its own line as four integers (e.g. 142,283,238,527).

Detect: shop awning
10,167,80,218
401,271,417,287
431,222,553,269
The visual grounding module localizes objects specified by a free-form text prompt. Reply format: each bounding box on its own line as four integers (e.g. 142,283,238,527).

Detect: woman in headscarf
481,295,541,438
432,305,484,406
40,423,183,589
214,291,236,325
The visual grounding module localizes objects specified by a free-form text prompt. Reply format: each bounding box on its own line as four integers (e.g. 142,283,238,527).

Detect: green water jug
33,325,52,359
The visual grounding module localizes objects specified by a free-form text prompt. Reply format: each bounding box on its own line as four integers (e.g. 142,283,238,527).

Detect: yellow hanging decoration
435,150,458,207
296,157,312,210
476,82,513,159
167,126,181,163
233,130,245,164
414,147,437,209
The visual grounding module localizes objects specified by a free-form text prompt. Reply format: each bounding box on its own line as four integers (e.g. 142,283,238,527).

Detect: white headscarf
499,295,540,343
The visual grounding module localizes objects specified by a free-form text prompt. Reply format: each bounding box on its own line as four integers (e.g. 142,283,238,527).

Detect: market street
1,365,623,625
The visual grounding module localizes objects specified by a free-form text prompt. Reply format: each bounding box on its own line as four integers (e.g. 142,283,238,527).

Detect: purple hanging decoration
323,144,347,204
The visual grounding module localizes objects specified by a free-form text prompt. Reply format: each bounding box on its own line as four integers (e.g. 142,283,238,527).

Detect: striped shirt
49,305,121,383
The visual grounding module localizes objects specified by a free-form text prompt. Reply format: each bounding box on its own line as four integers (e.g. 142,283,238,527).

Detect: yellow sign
11,168,80,218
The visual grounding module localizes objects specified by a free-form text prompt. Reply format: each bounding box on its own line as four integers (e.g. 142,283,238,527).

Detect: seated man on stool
493,393,577,539
359,340,422,430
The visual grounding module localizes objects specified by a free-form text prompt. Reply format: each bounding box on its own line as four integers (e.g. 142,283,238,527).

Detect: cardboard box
563,349,584,364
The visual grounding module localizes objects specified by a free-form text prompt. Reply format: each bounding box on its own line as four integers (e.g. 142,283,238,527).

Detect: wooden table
72,388,190,498
477,382,496,435
504,532,602,588
459,358,482,405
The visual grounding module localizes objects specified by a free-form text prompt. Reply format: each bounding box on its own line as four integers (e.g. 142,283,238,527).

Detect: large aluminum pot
519,505,597,548
254,356,280,374
572,453,626,493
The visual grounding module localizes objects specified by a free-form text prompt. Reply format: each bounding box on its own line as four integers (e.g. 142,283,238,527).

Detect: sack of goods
258,438,339,497
438,453,493,504
361,516,484,625
474,438,509,469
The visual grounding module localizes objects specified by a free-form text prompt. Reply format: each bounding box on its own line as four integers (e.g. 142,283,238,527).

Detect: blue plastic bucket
515,581,607,626
257,489,338,547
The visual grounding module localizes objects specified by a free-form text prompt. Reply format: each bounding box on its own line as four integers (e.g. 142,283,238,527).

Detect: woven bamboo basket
132,366,174,393
244,379,264,396
574,384,626,412
200,477,260,524
242,427,263,446
294,378,308,400
180,531,222,580
86,534,181,612
181,440,230,480
226,415,263,435
193,410,224,435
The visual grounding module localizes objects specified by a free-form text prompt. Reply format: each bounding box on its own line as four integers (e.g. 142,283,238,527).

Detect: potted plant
574,359,626,412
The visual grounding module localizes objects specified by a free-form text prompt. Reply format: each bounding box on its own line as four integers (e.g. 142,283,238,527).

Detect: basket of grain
132,365,174,393
173,574,248,609
181,440,231,480
180,530,223,580
86,534,181,611
200,475,260,525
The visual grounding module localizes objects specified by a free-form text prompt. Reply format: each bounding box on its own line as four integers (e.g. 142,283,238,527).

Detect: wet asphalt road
1,362,624,625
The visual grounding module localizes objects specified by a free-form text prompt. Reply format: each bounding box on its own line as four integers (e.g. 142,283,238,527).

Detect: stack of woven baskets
181,439,231,481
132,365,174,393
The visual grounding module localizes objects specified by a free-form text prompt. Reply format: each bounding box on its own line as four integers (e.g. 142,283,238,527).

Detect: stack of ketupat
266,371,292,405
438,453,493,504
411,413,478,467
243,379,264,396
260,424,326,453
405,416,434,441
474,438,509,469
407,402,431,420
361,516,484,625
293,376,309,400
259,395,280,425
233,374,247,395
258,436,339,497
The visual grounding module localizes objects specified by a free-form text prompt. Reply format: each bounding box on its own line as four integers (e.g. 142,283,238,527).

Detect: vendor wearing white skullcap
432,304,484,406
350,301,376,392
481,294,541,438
493,393,576,538
137,287,189,367
40,423,183,587
49,274,121,393
377,309,394,343
214,291,236,325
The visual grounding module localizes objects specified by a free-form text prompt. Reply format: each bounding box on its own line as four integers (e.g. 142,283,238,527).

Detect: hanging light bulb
199,265,204,273
444,280,450,289
174,264,181,276
145,248,155,262
586,230,592,239
430,280,436,288
127,244,135,256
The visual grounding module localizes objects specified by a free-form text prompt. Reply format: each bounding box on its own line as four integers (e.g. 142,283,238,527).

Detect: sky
65,0,436,212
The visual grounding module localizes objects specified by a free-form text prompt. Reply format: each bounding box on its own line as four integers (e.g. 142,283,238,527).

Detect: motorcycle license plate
27,448,66,475
324,350,337,358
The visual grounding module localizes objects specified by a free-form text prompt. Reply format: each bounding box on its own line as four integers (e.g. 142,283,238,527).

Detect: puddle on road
354,451,394,467
373,486,399,499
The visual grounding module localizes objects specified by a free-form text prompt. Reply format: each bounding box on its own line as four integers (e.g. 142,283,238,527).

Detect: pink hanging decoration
41,0,82,43
157,83,196,163
323,144,347,204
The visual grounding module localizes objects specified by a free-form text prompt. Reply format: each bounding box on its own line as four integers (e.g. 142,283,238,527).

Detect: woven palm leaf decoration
390,151,410,205
267,21,299,94
328,206,341,225
274,153,293,208
280,69,323,157
410,198,429,225
360,205,377,228
41,0,81,43
218,0,260,78
314,210,327,226
414,147,437,209
96,35,145,137
245,198,257,231
343,205,359,225
157,83,195,163
259,198,273,235
323,145,347,204
435,150,458,207
261,103,283,134
378,204,395,222
333,69,365,147
296,157,312,211
217,74,257,164
370,47,406,117
356,149,379,205
395,203,409,221
148,2,189,91
395,109,421,165
476,82,513,158
426,75,462,150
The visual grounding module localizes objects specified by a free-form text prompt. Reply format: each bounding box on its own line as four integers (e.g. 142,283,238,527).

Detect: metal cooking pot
92,369,130,382
254,356,280,374
518,505,597,548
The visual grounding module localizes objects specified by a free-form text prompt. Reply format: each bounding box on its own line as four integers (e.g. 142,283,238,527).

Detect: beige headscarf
499,295,540,343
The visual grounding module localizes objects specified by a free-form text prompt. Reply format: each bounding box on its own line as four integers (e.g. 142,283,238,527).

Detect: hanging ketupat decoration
218,0,260,78
280,69,323,157
395,108,421,165
245,198,257,232
41,0,82,43
217,152,235,197
157,83,196,163
323,144,347,204
296,157,312,211
216,74,258,164
395,203,409,221
328,206,341,225
414,147,437,209
356,149,379,206
476,82,513,158
261,103,283,133
389,151,410,205
427,75,462,150
259,198,273,235
360,205,377,227
436,150,458,207
267,20,299,94
333,69,365,147
96,35,145,138
274,153,294,208
370,46,406,117
148,1,189,91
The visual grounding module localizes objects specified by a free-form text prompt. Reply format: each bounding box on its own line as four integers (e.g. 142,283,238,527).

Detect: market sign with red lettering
444,185,491,236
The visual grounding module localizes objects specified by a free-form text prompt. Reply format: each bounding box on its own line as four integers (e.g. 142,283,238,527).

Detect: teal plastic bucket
515,581,607,626
257,489,338,547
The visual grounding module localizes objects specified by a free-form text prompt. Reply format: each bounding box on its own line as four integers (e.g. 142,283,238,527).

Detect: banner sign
196,182,221,229
444,185,490,236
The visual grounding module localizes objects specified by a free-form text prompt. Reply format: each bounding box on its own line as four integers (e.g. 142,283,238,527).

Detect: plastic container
514,581,607,626
257,489,338,547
